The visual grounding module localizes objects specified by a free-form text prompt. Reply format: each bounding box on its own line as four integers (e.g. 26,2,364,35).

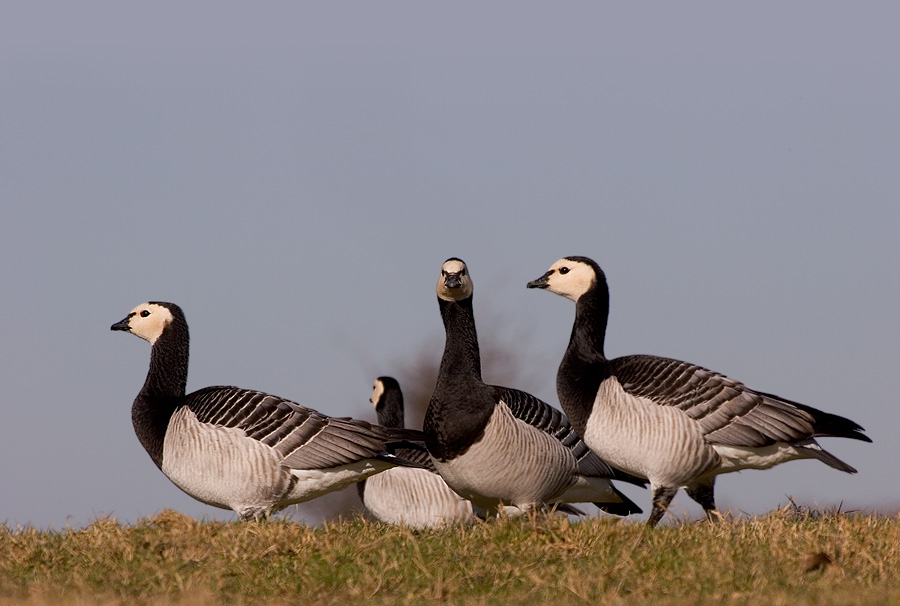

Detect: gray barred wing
610,356,818,448
185,386,425,470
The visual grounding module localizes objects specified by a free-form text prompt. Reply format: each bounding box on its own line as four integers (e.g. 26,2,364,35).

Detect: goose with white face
526,257,597,302
436,257,473,301
424,256,646,517
370,379,386,408
527,254,871,527
111,300,429,521
110,302,175,345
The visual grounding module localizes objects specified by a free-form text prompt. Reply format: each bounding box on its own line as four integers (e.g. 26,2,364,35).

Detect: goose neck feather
436,296,482,380
558,274,612,436
424,296,494,462
376,387,405,430
132,312,190,468
570,279,610,361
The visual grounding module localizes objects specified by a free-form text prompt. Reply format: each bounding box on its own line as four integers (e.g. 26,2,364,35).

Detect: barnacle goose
111,301,426,521
528,256,871,526
422,258,646,517
357,377,480,528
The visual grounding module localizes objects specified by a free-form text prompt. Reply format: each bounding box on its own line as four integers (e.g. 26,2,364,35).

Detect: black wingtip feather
553,503,587,516
595,499,643,516
379,437,432,470
757,391,872,443
595,487,643,516
797,442,860,474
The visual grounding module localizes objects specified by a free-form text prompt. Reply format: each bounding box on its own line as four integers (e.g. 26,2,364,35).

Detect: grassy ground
1,508,898,606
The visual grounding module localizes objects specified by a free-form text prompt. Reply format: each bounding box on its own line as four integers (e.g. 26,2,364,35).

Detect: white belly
162,407,391,518
432,402,576,510
162,407,291,515
288,460,392,501
712,442,812,473
363,467,476,529
584,377,718,486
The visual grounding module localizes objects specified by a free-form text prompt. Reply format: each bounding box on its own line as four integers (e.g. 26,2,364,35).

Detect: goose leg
685,478,720,522
647,486,678,527
237,505,272,522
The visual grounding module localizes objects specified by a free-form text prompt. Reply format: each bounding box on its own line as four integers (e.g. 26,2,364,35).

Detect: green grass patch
1,508,899,605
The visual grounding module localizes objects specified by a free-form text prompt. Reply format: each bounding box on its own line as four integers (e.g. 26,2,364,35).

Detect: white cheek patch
547,261,595,301
371,380,385,407
128,303,174,344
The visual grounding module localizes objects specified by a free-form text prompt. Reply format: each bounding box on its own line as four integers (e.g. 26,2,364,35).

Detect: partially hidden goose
422,258,646,517
358,376,480,528
111,301,426,521
527,256,871,526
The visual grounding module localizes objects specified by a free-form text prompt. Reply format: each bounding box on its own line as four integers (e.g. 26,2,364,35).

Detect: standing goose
358,377,480,528
527,256,871,526
111,301,426,521
423,258,645,516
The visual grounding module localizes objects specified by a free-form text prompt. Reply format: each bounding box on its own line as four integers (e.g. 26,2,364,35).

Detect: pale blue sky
2,2,897,527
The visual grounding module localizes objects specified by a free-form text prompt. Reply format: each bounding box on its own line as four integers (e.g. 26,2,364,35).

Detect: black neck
376,389,406,429
131,318,189,468
423,296,494,461
571,283,610,361
557,282,612,436
436,296,483,382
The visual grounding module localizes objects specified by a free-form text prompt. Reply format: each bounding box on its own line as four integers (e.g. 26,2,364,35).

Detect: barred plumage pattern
610,355,867,448
359,376,479,528
495,385,645,486
527,255,870,526
361,466,477,528
426,258,644,516
113,300,428,521
186,386,422,470
433,401,579,510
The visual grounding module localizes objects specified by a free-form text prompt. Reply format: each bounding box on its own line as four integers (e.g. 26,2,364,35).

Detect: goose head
371,376,401,409
436,257,473,302
526,256,603,302
371,376,404,428
111,301,178,345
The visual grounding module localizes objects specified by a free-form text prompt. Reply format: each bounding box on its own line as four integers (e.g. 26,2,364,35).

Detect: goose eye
140,310,151,318
559,267,570,275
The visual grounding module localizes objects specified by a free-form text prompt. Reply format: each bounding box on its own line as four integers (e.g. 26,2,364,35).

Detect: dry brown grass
1,508,899,606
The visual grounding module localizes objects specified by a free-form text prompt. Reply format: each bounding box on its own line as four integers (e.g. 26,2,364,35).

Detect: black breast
424,379,495,461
